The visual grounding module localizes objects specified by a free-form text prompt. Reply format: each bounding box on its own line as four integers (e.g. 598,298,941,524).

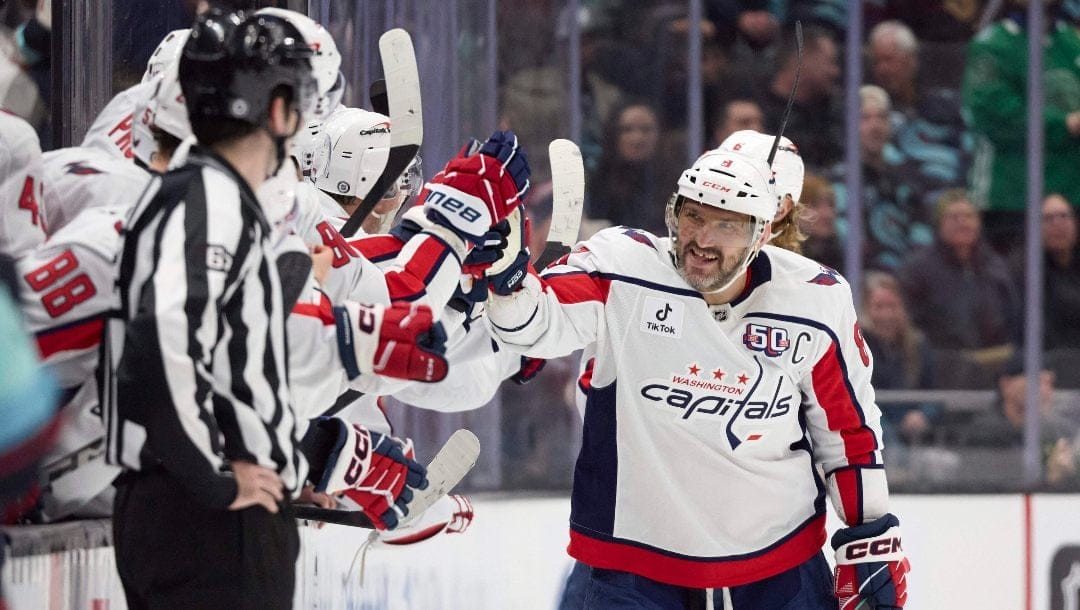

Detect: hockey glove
303,418,425,495
419,130,530,245
485,207,531,296
373,494,474,547
341,436,428,530
334,301,449,383
511,356,547,384
832,513,910,609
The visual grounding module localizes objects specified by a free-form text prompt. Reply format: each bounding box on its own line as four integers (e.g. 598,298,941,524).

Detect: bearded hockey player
486,143,909,609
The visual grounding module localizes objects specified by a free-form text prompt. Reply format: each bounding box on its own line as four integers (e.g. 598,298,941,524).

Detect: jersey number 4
19,176,41,227
24,250,96,318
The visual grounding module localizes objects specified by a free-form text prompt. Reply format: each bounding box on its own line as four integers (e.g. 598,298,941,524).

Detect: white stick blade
378,28,423,147
399,429,481,527
547,139,585,248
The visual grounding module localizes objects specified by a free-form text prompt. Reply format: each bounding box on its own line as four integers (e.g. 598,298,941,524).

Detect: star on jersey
737,373,750,384
712,369,724,380
688,364,700,376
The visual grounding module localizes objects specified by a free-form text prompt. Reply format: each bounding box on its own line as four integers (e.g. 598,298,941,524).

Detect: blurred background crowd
2,0,1080,500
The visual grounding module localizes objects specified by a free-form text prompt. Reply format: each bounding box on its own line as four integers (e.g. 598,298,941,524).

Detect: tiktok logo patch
640,296,684,338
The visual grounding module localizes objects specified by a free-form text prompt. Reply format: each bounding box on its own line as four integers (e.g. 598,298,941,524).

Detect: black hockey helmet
179,10,319,133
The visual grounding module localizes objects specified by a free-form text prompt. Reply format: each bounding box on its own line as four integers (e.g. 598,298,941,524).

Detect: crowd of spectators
3,0,1080,493
495,0,1080,490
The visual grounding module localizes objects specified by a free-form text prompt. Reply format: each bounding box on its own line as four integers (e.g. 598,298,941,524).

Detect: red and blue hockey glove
832,513,909,609
419,130,530,245
341,435,428,530
334,301,449,382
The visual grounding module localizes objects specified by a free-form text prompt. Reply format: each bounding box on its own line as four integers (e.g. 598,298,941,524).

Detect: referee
101,11,318,609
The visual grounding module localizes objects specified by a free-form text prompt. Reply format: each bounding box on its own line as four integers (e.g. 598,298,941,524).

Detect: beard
677,240,749,293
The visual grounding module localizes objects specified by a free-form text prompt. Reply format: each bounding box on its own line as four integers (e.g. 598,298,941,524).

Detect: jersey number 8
24,250,97,318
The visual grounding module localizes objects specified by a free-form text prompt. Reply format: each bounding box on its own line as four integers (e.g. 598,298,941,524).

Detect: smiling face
675,199,760,293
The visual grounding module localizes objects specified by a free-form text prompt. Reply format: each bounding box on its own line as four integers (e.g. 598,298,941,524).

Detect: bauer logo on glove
418,130,531,245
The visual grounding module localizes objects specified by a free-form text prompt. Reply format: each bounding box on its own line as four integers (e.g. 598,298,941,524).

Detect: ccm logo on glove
344,427,372,487
845,536,903,560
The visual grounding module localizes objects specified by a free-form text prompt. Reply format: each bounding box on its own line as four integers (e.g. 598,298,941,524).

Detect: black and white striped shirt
102,149,306,508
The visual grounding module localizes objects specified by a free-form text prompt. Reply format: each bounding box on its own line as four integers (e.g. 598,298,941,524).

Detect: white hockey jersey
486,227,889,588
0,109,46,258
17,206,127,519
80,80,158,161
40,146,151,234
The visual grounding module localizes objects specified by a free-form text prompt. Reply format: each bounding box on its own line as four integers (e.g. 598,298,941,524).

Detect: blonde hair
859,84,891,113
770,195,807,253
934,188,973,225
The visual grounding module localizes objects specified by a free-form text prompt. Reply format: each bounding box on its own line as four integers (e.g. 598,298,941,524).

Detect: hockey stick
339,29,423,237
369,78,389,115
293,428,481,528
767,21,802,167
533,139,585,271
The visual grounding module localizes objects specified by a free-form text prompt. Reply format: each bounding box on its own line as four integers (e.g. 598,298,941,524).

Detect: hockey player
99,12,440,607
0,109,46,258
485,144,909,608
310,106,414,235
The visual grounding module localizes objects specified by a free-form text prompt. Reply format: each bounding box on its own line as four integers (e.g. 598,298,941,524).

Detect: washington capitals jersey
486,227,888,589
17,206,127,519
0,110,46,258
41,146,150,235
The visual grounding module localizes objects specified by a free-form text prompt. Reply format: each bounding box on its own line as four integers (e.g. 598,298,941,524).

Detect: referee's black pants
113,468,299,610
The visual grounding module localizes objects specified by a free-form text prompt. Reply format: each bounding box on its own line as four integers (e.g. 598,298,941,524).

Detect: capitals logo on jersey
808,266,840,286
622,228,656,250
64,162,103,176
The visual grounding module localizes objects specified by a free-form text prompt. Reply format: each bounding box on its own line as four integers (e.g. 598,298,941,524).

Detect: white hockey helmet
665,148,779,292
311,107,393,199
255,8,344,121
81,79,159,160
132,45,193,168
719,129,804,204
141,29,190,84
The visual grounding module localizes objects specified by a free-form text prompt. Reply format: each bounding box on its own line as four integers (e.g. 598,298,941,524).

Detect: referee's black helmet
179,10,319,133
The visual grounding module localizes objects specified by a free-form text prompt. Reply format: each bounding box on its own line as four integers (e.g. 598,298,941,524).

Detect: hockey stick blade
339,29,423,237
293,429,480,529
534,139,585,271
397,428,480,528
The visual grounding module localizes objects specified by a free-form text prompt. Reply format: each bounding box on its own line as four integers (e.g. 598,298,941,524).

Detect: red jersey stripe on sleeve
382,236,455,302
292,291,335,326
348,234,404,263
543,272,610,305
831,467,862,525
810,341,878,462
35,316,104,360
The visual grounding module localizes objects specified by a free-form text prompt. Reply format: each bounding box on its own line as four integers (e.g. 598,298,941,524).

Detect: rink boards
3,493,1079,609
